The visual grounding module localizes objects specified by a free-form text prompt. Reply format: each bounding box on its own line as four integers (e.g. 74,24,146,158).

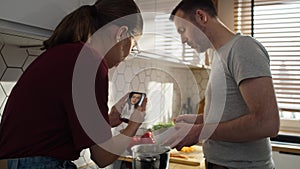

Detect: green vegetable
151,122,174,131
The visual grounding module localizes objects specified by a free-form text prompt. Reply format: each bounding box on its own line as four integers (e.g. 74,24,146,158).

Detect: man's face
173,10,211,53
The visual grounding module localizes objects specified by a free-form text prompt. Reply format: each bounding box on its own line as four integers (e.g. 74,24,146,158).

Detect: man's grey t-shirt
203,33,275,169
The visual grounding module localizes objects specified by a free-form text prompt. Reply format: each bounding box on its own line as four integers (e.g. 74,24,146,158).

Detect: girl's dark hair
170,0,217,21
43,0,143,49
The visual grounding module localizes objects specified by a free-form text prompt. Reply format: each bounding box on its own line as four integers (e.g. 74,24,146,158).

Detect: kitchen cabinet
111,157,205,169
272,151,300,169
271,142,300,169
0,0,97,38
272,141,300,169
0,0,80,30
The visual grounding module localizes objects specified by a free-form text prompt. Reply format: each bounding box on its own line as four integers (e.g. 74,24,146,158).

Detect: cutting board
169,145,203,166
151,128,204,166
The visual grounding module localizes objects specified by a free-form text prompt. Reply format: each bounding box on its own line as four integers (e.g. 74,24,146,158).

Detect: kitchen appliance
131,144,170,169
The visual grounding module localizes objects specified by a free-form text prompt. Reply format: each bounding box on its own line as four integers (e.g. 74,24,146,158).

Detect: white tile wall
0,36,209,168
0,55,6,79
0,97,7,122
0,86,5,110
23,55,37,71
0,68,23,95
1,44,28,67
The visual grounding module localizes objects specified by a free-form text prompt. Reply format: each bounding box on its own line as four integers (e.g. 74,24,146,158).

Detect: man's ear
195,9,208,25
115,26,129,42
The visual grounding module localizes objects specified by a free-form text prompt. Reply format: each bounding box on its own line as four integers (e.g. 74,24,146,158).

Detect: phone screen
130,91,146,107
120,92,146,123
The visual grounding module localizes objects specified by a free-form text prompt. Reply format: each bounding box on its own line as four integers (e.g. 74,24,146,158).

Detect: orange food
180,146,196,153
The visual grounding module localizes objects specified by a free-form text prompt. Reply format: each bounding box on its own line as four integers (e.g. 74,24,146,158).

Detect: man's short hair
170,0,217,21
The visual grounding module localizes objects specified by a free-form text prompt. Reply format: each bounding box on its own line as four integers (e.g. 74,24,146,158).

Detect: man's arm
165,77,279,149
174,114,203,124
210,76,280,142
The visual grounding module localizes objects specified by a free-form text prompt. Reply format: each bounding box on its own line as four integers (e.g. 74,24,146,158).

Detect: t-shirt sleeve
228,36,272,86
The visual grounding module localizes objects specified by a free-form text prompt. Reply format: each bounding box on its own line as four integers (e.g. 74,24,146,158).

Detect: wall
0,41,208,123
217,0,234,31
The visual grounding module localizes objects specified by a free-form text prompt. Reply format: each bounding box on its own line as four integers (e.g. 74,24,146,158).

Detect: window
234,0,300,133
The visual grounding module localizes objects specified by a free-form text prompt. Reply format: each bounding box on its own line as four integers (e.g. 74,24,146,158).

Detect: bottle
181,104,188,114
187,97,193,114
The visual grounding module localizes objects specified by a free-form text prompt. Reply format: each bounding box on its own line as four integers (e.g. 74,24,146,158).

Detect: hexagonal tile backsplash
1,44,28,67
0,39,209,168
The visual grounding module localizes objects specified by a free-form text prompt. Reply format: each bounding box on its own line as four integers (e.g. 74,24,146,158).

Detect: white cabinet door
0,0,81,30
273,151,300,169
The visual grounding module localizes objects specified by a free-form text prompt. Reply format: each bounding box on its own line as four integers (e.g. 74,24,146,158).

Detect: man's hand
174,114,203,124
163,123,201,150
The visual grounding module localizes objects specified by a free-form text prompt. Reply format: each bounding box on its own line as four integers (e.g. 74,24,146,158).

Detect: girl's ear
115,26,129,42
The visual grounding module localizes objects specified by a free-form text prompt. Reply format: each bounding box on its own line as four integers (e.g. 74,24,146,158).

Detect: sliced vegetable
151,122,174,131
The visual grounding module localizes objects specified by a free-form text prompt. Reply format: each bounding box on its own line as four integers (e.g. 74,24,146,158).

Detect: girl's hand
113,93,130,113
129,98,147,124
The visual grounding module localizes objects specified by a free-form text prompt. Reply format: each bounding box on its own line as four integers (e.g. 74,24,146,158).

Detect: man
167,0,279,168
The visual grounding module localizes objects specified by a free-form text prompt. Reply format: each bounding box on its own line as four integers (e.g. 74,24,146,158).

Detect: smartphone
120,92,146,123
130,91,146,107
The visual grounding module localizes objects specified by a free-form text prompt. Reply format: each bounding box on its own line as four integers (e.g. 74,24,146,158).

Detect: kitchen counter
169,161,205,169
78,142,300,169
78,158,205,169
169,155,206,169
118,156,205,169
77,145,205,169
